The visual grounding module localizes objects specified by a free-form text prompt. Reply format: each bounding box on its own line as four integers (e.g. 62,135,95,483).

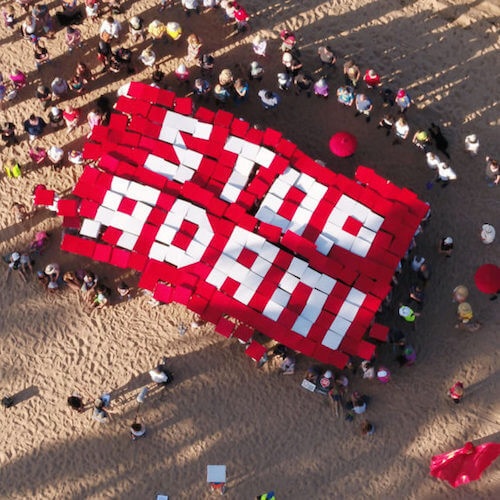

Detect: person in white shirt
100,16,122,39
464,134,479,156
426,152,441,170
258,89,280,110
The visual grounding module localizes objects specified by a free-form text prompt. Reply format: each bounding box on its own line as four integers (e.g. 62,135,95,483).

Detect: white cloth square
255,147,275,167
193,121,212,140
292,316,313,337
110,176,130,195
149,242,169,261
117,232,138,250
80,219,101,238
224,135,245,154
102,190,123,210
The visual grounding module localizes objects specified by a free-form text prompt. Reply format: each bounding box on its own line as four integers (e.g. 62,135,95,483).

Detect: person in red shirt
63,105,80,135
363,68,381,88
449,381,464,404
233,3,249,34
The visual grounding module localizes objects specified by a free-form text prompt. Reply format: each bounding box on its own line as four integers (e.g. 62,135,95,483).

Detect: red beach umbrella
329,132,357,157
430,441,500,488
474,264,500,294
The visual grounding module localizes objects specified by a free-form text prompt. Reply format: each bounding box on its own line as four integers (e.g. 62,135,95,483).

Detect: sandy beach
0,0,499,498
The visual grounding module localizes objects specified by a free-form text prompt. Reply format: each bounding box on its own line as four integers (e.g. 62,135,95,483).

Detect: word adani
57,83,428,368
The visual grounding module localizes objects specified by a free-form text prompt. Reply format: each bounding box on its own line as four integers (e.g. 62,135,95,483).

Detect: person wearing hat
47,106,64,128
148,19,167,40
44,262,60,285
181,0,200,17
395,88,411,113
128,16,144,42
138,48,156,68
438,236,454,257
5,251,23,282
166,21,182,40
174,63,190,85
412,129,431,152
464,134,479,156
480,223,495,244
399,305,417,322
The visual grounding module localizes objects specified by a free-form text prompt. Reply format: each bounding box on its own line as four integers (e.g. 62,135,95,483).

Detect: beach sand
0,0,499,498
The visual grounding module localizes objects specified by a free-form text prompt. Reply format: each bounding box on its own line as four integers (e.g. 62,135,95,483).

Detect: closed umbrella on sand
329,131,357,157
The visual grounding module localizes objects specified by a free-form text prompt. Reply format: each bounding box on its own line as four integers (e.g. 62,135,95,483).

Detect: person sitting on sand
361,420,375,435
346,392,367,415
63,271,82,292
43,263,60,291
19,253,33,280
11,202,29,224
80,271,97,305
149,359,173,386
130,420,146,440
93,395,111,422
279,355,296,375
67,393,85,412
5,251,26,283
116,281,131,300
360,360,375,380
90,284,109,310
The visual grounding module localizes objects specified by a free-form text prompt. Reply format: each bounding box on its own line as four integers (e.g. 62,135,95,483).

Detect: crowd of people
0,1,497,456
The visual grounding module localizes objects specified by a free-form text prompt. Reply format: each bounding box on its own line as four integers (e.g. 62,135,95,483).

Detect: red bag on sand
430,441,500,487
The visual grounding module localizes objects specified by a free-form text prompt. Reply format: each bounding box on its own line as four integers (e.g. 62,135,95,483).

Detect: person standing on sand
449,382,464,404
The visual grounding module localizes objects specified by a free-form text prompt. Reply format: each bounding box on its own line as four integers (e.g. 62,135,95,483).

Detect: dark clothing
24,117,47,137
